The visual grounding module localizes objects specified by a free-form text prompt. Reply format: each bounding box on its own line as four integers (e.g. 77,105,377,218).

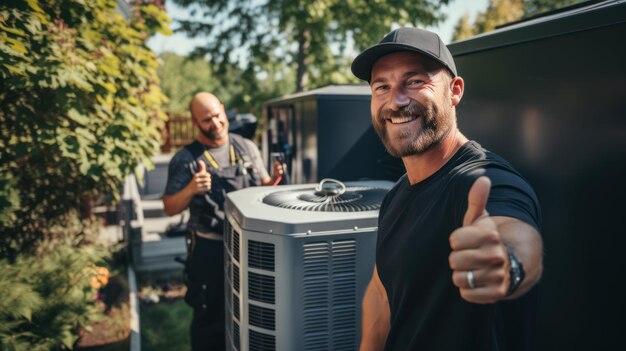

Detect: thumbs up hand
191,160,211,194
449,176,510,304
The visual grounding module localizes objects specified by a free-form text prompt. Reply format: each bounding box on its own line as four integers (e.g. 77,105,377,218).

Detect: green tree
0,0,170,257
157,51,294,119
452,0,582,42
452,0,524,41
172,0,451,94
0,0,170,347
525,0,582,16
158,52,219,116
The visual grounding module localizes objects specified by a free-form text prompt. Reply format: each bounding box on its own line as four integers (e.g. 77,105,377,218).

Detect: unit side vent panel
225,220,232,253
233,321,241,351
233,230,240,262
233,293,240,321
249,303,276,330
332,329,356,351
225,253,232,289
302,242,330,345
249,272,275,304
248,240,275,271
303,334,330,351
331,239,357,350
303,242,330,278
301,239,358,350
249,330,276,351
332,240,357,306
233,263,240,293
225,256,232,307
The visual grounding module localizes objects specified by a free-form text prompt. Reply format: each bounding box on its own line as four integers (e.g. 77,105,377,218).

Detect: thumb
463,176,491,226
197,160,207,173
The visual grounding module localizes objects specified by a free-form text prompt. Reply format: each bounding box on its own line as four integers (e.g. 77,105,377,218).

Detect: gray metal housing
224,181,391,351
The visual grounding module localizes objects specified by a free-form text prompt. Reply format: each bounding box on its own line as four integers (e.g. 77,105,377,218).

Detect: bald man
163,92,282,350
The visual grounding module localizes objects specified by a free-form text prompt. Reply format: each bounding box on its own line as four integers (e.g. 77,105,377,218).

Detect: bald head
189,92,229,144
190,92,222,120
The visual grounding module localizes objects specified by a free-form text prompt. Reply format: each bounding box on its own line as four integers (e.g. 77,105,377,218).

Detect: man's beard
200,122,229,141
373,99,452,158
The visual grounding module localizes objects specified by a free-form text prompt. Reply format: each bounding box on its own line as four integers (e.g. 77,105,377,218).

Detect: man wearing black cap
352,28,543,351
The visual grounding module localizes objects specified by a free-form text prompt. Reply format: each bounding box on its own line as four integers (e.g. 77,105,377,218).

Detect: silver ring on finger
467,270,476,289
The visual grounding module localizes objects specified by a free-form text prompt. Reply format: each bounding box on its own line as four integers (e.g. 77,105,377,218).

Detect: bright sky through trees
148,0,490,55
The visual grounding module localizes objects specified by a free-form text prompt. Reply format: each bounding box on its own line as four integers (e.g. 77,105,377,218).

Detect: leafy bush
0,0,170,258
0,216,109,350
0,0,171,349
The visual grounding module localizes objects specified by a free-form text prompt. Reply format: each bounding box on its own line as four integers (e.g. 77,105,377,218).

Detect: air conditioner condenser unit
224,179,391,351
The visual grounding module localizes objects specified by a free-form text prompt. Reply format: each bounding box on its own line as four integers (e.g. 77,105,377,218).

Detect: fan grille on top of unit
262,179,387,212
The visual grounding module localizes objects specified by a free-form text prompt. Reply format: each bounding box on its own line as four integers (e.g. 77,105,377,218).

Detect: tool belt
186,230,223,266
194,231,224,241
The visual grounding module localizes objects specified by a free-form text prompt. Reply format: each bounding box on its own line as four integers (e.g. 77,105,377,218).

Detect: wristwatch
506,245,525,296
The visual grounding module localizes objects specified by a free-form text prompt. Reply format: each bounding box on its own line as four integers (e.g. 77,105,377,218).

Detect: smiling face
190,93,229,144
369,51,461,158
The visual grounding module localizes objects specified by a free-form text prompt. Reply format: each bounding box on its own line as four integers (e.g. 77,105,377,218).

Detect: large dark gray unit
448,1,626,349
262,85,404,184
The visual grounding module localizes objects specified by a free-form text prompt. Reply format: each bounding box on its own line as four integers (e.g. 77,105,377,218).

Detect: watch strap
506,245,525,296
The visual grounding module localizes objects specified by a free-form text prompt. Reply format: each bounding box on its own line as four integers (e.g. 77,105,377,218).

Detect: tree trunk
295,29,310,92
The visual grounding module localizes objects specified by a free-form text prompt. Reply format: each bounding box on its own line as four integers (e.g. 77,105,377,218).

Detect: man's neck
197,133,229,148
402,128,468,185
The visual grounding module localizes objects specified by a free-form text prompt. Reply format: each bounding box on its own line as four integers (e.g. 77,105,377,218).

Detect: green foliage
0,219,110,351
524,0,583,16
157,51,295,119
0,0,171,349
157,53,217,116
0,0,170,257
173,0,450,95
452,0,582,42
451,14,476,42
452,0,524,41
141,299,192,351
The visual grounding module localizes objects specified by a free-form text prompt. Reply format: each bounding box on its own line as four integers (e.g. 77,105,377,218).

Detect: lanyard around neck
203,144,237,169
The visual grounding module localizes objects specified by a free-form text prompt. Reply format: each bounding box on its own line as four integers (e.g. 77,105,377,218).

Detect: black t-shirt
377,141,541,351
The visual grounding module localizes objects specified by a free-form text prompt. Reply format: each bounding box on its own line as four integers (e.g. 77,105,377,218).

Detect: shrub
0,0,170,258
0,0,171,349
0,216,110,350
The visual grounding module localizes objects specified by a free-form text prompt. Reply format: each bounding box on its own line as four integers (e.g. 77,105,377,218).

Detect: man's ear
450,76,464,107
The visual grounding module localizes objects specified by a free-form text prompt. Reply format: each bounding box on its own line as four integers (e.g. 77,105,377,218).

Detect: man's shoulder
230,133,253,145
230,134,260,155
170,142,199,164
451,141,519,177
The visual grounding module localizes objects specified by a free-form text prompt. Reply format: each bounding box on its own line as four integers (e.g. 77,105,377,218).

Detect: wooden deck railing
162,114,194,153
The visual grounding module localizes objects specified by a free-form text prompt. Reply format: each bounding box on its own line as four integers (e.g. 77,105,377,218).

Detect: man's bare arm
163,160,211,216
449,176,543,303
360,266,390,351
261,160,284,186
163,183,196,216
495,216,543,299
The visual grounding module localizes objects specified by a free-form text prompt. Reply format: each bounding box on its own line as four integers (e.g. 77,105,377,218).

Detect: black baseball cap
351,27,457,82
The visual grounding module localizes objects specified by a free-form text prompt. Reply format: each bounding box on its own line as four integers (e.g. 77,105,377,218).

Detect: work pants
185,234,225,350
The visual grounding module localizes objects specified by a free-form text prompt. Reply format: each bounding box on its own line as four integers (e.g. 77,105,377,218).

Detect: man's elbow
162,198,180,216
163,207,177,217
